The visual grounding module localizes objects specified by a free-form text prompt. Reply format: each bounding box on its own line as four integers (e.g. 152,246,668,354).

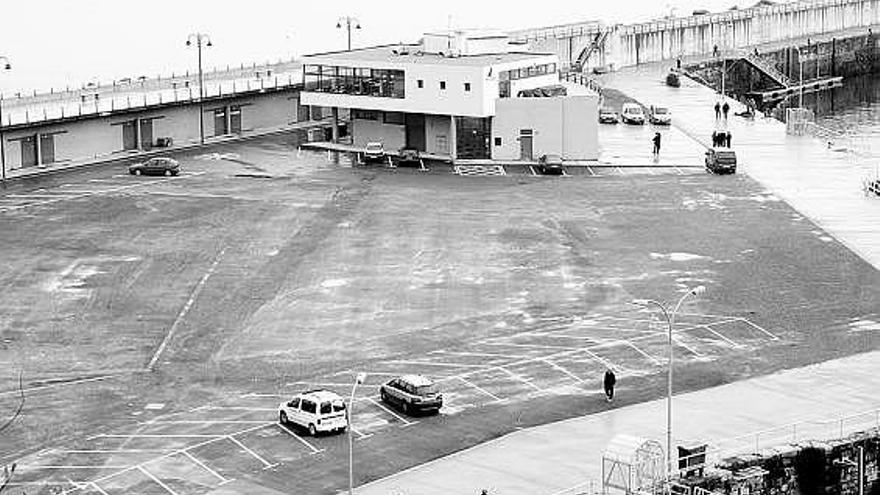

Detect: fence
0,71,302,128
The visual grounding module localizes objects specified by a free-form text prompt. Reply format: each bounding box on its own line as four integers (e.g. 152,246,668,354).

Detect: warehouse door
122,121,137,150
140,119,153,150
214,108,228,136
519,129,534,161
20,135,37,167
230,105,242,134
40,134,55,164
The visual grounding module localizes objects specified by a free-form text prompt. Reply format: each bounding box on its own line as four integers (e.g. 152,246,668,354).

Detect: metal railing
1,72,301,128
742,53,792,87
561,71,603,94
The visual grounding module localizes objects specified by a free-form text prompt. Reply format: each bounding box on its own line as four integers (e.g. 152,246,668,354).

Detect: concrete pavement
356,350,880,495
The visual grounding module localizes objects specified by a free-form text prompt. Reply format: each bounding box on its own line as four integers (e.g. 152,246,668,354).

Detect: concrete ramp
601,63,880,271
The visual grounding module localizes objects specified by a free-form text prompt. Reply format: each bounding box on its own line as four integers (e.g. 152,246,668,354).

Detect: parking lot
2,131,877,494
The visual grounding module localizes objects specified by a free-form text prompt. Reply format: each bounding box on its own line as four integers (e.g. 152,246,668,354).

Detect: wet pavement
599,63,880,270
356,349,880,495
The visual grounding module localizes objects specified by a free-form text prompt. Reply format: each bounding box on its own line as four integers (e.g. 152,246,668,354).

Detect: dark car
129,157,180,176
705,148,737,174
379,375,443,415
363,142,386,164
537,154,564,175
397,147,421,166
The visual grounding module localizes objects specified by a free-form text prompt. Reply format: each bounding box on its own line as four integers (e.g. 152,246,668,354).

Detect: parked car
397,147,421,166
537,154,564,175
598,107,620,124
705,148,737,174
364,142,386,163
128,157,180,176
666,72,681,88
278,389,348,436
649,106,672,125
379,375,443,415
621,103,646,125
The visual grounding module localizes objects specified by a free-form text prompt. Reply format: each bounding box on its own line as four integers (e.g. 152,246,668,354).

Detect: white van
621,103,646,125
278,389,348,436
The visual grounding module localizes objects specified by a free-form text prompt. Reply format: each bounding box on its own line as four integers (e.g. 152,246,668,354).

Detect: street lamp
0,55,11,183
798,46,805,109
337,16,362,51
348,372,367,495
186,33,212,145
633,285,706,482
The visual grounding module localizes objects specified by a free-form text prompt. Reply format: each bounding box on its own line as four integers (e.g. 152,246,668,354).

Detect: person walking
725,131,732,148
722,101,730,120
603,369,617,402
711,131,718,147
652,132,662,156
714,101,721,120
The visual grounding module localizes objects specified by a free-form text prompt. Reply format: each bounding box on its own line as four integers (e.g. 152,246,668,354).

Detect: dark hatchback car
705,148,737,174
129,157,181,176
379,375,443,416
537,154,564,175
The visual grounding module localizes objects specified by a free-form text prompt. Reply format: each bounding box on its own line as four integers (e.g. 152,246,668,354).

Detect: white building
299,30,599,162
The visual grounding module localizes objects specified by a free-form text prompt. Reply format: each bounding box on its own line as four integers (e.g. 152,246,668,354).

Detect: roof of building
303,44,556,67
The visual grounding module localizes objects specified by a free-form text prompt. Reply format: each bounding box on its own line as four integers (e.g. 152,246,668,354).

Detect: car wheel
164,169,172,176
402,402,410,415
134,170,142,176
308,424,317,436
380,389,389,403
279,411,288,425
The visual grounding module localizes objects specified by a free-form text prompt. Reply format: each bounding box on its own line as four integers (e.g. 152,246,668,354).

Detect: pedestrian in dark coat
714,102,721,120
652,132,662,155
603,369,617,402
725,131,732,148
711,131,719,147
722,101,730,120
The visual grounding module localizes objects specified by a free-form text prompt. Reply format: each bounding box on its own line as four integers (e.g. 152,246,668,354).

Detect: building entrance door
519,129,534,160
214,108,228,136
20,135,37,167
122,121,137,150
40,134,55,164
405,113,426,151
140,119,153,150
230,106,242,134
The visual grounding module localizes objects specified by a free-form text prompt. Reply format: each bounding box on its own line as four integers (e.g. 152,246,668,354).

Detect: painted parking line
25,465,131,470
620,339,662,365
387,360,489,369
225,435,278,470
138,465,180,495
738,318,780,340
452,376,505,403
540,358,587,384
180,450,233,485
481,341,575,350
579,348,627,374
434,350,533,361
275,423,323,455
691,324,741,347
494,366,543,392
89,481,112,495
363,397,415,426
146,420,268,425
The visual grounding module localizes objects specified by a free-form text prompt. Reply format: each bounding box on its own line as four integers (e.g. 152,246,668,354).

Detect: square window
494,137,502,146
417,79,424,88
464,82,471,91
440,81,446,90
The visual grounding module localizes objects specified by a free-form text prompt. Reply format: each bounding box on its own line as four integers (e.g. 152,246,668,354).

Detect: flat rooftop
303,44,557,67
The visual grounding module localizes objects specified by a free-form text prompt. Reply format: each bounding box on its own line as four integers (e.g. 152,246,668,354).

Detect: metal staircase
742,53,792,88
574,28,610,71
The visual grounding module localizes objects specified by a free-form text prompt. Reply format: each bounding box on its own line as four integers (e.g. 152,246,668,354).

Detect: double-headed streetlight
0,55,11,183
633,285,706,481
186,33,212,145
337,16,361,51
348,372,367,495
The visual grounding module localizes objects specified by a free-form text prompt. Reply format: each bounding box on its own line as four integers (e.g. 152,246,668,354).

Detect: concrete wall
351,117,406,149
492,95,599,161
2,89,305,170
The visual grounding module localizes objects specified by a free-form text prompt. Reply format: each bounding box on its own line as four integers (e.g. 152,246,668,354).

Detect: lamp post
0,55,11,183
348,372,367,495
337,16,361,51
633,285,706,482
798,47,805,109
186,33,212,145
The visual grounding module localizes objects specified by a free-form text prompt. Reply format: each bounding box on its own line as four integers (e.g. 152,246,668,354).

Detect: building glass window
383,112,405,125
303,64,405,98
353,109,380,120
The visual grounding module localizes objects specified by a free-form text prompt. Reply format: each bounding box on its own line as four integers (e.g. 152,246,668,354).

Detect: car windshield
625,107,641,114
654,108,668,114
332,400,346,412
366,144,383,151
414,384,439,395
600,108,614,113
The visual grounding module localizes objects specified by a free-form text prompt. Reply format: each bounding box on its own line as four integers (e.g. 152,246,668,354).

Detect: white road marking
737,318,780,340
180,451,232,485
147,247,226,371
275,423,323,454
138,465,180,495
147,420,268,425
695,324,740,347
0,374,117,398
363,397,415,426
453,376,505,403
622,340,663,365
27,465,131,470
539,358,586,384
225,436,278,469
495,366,543,392
90,481,111,495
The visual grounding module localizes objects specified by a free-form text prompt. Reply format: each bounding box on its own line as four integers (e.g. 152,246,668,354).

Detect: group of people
714,100,731,121
712,130,732,148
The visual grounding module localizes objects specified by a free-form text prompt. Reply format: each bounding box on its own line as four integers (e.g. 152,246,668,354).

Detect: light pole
633,285,706,482
348,372,367,495
0,55,11,183
798,46,805,109
186,33,212,145
337,16,361,51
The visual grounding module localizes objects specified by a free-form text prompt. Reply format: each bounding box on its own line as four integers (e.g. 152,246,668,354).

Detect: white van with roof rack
278,389,348,436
